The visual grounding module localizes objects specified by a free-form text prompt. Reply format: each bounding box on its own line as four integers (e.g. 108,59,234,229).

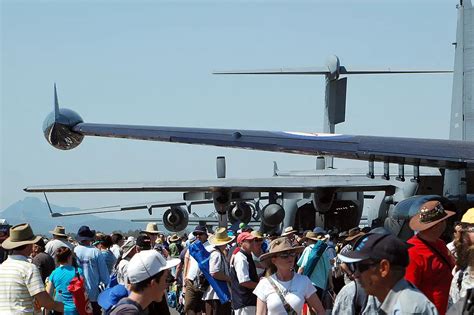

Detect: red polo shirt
405,235,454,315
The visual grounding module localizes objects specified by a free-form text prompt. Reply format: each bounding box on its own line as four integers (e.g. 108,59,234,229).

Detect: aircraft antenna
54,83,60,121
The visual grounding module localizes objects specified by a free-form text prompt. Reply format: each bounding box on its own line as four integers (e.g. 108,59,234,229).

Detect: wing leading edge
25,175,403,193
68,122,473,169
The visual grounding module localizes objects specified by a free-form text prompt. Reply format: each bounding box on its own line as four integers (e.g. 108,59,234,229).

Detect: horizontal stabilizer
339,68,452,75
214,67,451,76
213,67,329,75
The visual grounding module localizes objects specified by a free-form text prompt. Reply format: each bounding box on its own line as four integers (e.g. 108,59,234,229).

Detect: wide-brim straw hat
49,225,67,237
344,227,365,242
2,223,42,250
281,226,298,237
169,234,180,243
461,208,474,225
305,231,326,242
409,200,455,232
208,227,235,246
141,222,161,234
259,237,304,265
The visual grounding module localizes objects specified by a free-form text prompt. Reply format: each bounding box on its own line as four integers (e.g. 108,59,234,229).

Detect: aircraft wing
67,123,473,169
25,175,397,193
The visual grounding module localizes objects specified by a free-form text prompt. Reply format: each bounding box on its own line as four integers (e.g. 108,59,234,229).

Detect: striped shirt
0,255,45,314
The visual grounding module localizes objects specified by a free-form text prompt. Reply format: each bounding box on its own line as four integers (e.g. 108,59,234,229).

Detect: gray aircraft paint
445,1,473,200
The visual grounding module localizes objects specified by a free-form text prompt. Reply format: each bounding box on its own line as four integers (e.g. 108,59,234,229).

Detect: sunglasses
254,239,264,242
462,226,474,232
277,252,297,259
349,260,380,274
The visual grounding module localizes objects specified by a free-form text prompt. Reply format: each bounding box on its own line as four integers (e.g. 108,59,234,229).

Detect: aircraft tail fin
444,0,473,198
449,0,473,141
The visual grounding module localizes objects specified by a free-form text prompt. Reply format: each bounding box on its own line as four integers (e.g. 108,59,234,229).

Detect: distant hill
0,197,153,236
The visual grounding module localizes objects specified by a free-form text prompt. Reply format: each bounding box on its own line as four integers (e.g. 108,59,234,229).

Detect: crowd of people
0,200,472,315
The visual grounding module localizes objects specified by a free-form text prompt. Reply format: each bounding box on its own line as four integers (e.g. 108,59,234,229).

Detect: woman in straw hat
253,237,325,315
203,227,234,315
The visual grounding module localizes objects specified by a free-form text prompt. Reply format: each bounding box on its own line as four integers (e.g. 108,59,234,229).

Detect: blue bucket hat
76,226,96,241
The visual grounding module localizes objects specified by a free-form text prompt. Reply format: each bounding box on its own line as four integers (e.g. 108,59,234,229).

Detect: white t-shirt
110,244,121,259
253,273,316,315
203,249,230,301
232,251,251,283
185,252,200,281
117,259,129,285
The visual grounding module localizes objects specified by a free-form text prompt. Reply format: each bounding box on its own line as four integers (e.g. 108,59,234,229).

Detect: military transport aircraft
25,0,474,234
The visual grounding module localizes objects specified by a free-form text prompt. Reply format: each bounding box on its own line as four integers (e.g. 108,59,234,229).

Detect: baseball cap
136,235,151,250
127,250,180,284
338,233,411,267
313,227,326,235
237,232,255,244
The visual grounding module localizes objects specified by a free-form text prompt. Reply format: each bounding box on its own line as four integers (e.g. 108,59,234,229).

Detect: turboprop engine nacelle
213,190,231,215
261,203,285,227
162,206,189,232
312,188,336,213
228,202,254,225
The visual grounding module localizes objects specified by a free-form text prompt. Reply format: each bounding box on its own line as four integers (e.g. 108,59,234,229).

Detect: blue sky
1,0,459,219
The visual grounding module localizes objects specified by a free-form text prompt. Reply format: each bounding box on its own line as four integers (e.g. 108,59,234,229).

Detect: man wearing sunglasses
338,233,437,314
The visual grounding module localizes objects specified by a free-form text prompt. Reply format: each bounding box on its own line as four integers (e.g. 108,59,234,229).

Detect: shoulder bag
266,276,298,315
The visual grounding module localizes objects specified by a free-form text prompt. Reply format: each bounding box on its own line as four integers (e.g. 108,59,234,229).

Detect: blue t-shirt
101,249,117,274
49,265,84,313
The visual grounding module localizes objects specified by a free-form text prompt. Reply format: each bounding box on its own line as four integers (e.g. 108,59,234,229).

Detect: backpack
98,284,128,313
67,268,93,315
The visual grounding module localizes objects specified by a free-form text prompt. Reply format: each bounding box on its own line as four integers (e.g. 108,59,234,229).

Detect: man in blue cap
338,233,437,314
